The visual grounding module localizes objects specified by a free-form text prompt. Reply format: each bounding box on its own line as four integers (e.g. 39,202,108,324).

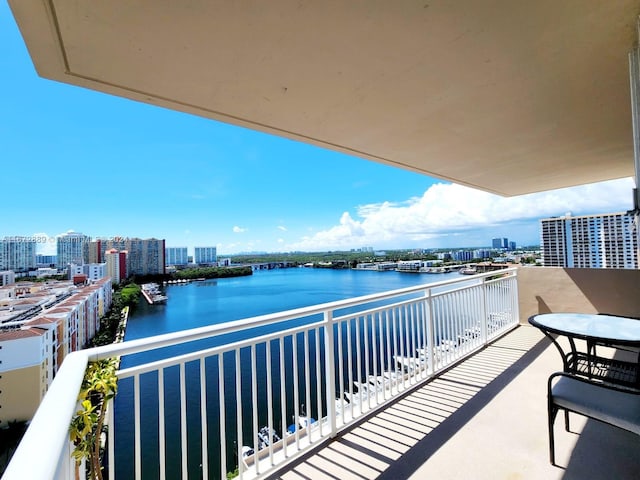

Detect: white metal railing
3,268,519,480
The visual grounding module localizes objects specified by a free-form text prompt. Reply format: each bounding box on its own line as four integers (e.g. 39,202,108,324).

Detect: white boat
459,267,477,275
257,426,281,449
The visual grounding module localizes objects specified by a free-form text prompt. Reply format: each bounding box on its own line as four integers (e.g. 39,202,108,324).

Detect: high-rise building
194,246,217,265
492,237,511,249
473,249,491,259
87,240,103,264
541,212,638,268
0,237,37,273
35,254,57,267
56,231,90,268
453,250,473,262
105,249,128,284
90,238,165,276
165,247,189,266
126,238,165,276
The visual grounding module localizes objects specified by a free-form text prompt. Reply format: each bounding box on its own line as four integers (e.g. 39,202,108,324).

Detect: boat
459,267,477,275
257,426,281,449
141,283,168,304
241,445,254,458
286,405,317,435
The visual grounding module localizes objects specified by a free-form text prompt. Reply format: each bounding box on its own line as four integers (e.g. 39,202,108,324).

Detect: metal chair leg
549,403,558,465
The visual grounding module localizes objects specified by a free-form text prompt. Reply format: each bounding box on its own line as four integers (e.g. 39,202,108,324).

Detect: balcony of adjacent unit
4,266,640,480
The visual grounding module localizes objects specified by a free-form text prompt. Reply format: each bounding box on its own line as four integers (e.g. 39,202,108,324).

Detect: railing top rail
87,268,517,362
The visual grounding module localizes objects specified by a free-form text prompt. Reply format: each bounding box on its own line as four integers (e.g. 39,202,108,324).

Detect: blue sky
1,4,635,256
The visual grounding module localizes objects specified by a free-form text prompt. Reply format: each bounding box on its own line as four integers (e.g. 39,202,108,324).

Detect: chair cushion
552,376,640,435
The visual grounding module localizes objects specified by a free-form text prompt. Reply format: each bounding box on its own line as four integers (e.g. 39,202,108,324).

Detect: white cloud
277,225,287,231
286,178,635,251
233,226,247,233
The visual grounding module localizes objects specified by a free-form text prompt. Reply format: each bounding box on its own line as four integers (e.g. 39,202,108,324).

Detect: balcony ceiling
8,1,640,196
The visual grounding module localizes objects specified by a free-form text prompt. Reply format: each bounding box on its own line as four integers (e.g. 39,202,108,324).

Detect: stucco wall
518,266,640,322
0,365,42,425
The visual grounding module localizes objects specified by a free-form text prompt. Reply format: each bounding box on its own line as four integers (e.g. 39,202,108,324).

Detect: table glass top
530,313,640,343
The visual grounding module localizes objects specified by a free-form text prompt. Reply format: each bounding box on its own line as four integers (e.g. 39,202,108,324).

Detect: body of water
124,267,461,343
114,267,463,479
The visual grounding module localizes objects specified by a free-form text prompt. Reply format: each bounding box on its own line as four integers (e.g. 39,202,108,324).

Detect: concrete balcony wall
518,266,640,321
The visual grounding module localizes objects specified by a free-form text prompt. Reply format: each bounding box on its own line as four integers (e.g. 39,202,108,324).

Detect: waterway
115,268,463,479
124,268,462,344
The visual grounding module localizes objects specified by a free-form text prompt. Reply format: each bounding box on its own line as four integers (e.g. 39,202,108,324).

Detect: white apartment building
0,237,37,273
0,270,16,287
56,231,91,268
69,263,107,281
0,277,112,424
541,212,638,268
165,247,189,266
194,246,217,265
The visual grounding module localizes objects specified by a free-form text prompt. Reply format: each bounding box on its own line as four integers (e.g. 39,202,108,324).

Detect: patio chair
547,371,640,465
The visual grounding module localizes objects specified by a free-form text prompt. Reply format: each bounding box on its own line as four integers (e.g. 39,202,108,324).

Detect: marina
140,283,168,304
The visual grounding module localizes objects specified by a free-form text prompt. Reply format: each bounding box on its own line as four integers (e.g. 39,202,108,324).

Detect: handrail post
323,309,337,437
511,270,520,324
480,277,489,345
425,288,435,375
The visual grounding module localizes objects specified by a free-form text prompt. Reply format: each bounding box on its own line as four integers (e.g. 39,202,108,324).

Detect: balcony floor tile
272,325,640,480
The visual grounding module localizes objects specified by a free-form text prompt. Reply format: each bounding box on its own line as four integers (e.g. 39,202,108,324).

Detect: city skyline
1,3,636,255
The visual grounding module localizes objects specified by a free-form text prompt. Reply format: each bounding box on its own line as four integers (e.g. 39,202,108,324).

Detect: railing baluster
279,337,287,458
159,369,166,480
218,354,226,480
134,374,141,479
398,307,407,390
371,312,379,403
180,363,187,480
346,318,353,420
391,308,399,392
363,314,370,409
251,345,259,475
355,316,362,412
315,327,322,437
107,398,115,480
385,309,393,394
335,316,344,428
481,277,488,343
304,330,311,443
200,358,208,479
235,349,243,478
292,333,300,449
266,340,274,464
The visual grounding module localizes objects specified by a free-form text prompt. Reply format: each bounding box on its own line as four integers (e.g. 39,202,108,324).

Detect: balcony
4,267,640,480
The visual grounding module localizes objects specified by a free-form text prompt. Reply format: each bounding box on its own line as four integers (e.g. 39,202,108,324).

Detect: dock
141,283,167,304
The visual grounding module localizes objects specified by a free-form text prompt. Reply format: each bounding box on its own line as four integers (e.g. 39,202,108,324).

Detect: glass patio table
529,313,640,387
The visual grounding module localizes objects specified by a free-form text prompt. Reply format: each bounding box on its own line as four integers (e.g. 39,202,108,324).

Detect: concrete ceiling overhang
8,0,640,196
